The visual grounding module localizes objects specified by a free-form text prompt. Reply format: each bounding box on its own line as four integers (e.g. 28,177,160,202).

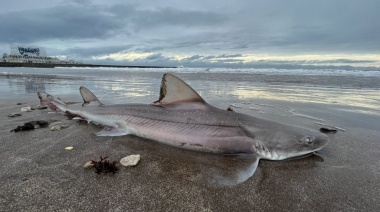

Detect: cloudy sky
1,0,379,69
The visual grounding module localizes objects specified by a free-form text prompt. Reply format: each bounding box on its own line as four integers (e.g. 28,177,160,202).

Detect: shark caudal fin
79,86,103,106
37,91,67,111
152,73,206,106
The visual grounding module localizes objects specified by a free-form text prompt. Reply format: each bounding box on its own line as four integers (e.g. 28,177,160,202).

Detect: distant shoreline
0,62,177,69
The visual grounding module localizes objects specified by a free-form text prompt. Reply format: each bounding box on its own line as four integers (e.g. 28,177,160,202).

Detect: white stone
83,161,94,168
120,155,140,167
65,146,74,150
21,106,32,112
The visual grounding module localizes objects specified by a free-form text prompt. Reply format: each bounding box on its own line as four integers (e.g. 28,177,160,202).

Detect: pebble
8,113,22,117
21,106,32,112
319,127,338,133
65,147,74,150
83,161,94,168
120,155,140,167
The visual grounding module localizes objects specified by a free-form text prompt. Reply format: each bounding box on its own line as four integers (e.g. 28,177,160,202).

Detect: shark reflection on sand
38,73,329,184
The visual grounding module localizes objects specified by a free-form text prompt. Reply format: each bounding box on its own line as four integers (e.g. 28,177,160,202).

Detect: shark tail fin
79,86,103,106
37,91,67,111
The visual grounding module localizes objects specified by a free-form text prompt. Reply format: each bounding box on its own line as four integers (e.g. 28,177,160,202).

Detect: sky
1,0,380,69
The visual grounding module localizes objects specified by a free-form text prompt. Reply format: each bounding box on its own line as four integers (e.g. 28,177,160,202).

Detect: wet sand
1,92,379,211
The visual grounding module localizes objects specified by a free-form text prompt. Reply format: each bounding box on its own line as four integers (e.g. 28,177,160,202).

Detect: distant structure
1,44,82,64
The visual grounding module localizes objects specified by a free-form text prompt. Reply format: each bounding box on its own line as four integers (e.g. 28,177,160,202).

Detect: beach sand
1,91,379,211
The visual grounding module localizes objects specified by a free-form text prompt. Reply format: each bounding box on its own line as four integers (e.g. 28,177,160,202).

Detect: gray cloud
0,2,227,44
0,0,379,68
63,45,135,58
88,56,380,71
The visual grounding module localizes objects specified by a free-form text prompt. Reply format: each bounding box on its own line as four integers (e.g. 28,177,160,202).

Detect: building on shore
1,44,82,64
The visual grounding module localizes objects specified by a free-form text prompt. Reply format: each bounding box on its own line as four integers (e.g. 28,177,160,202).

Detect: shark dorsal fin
153,73,206,105
79,86,103,106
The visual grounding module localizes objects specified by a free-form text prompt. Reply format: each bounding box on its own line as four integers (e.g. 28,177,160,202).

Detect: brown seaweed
11,122,35,132
91,156,119,174
10,120,49,132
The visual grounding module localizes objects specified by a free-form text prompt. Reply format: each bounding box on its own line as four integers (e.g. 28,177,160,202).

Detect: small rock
21,106,32,112
8,113,22,117
16,103,23,105
120,155,140,167
65,146,74,150
50,125,62,131
319,127,338,133
83,161,94,168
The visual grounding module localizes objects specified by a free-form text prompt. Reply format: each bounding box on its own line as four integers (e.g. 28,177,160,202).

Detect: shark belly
108,114,256,154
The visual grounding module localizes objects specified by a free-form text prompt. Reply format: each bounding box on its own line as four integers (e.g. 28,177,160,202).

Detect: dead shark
37,73,329,175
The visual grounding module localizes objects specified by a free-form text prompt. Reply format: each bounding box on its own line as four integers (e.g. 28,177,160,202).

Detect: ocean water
0,67,379,116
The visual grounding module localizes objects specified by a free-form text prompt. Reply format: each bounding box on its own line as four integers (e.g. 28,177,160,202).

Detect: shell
83,161,94,168
65,146,74,150
50,123,70,131
8,113,22,117
120,155,140,167
50,125,62,131
21,106,32,112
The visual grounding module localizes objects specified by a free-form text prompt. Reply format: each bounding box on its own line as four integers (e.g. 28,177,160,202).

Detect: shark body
38,73,329,175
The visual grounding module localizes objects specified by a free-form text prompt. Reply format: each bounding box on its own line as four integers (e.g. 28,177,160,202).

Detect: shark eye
299,136,314,144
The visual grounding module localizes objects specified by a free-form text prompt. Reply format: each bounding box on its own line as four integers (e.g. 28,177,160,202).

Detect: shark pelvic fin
153,73,206,105
79,86,103,106
96,127,131,136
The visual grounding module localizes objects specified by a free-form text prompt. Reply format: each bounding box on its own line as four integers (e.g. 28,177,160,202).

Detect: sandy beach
0,69,379,211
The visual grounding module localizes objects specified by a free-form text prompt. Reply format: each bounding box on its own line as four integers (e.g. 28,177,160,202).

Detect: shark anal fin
153,73,206,105
96,127,130,136
79,86,103,106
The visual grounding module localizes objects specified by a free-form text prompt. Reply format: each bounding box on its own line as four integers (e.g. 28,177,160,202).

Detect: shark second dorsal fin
153,73,206,105
79,86,103,106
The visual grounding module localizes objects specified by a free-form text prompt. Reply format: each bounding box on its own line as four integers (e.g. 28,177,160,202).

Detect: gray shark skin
37,73,329,177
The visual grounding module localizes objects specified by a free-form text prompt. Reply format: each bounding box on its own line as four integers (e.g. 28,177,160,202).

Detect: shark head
275,127,329,159
248,122,330,160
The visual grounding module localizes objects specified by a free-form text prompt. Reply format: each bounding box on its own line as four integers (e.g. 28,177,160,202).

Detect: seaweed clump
91,156,119,174
11,122,35,132
10,120,49,132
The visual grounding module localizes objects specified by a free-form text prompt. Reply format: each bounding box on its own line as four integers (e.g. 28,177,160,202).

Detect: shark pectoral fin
248,153,260,175
208,153,261,186
230,153,261,184
96,127,130,136
79,86,103,106
153,73,206,105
